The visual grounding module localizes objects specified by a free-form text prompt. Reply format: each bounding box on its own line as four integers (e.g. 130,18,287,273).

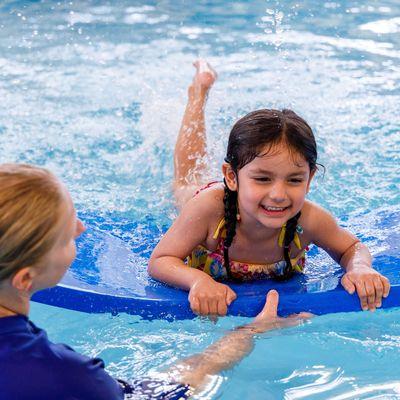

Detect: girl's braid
222,181,238,280
275,211,302,281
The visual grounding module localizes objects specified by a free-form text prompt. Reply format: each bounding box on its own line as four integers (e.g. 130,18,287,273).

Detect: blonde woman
0,164,309,399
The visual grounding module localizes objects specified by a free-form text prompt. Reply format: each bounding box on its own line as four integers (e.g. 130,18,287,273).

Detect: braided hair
274,211,302,281
222,109,319,281
222,179,238,280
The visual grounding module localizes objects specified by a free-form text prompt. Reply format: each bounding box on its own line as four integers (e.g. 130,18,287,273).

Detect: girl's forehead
252,143,308,169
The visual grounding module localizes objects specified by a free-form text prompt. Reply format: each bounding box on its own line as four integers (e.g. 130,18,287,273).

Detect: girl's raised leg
173,60,217,209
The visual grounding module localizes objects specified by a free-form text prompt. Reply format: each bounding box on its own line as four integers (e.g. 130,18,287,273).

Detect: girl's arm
304,202,390,311
148,189,237,316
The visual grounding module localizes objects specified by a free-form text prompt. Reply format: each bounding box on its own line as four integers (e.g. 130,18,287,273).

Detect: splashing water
1,1,399,398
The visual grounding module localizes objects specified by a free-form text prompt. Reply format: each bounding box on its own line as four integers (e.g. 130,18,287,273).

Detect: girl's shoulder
177,183,225,246
180,182,225,220
300,200,337,234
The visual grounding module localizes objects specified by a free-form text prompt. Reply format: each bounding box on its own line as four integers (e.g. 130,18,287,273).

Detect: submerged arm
168,291,310,389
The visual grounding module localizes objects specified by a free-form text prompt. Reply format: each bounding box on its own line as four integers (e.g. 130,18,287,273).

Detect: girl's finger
226,288,237,305
341,275,356,294
382,276,391,298
199,298,209,316
373,277,383,307
364,280,376,311
190,296,201,315
355,281,368,311
208,298,218,316
217,298,228,316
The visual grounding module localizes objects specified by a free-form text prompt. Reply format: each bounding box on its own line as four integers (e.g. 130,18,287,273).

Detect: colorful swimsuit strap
212,218,227,240
194,181,222,197
212,218,304,263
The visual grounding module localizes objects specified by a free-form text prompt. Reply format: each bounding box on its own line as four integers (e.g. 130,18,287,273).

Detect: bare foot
191,59,217,94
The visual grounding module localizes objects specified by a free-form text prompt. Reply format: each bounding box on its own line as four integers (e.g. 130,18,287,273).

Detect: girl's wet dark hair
223,109,318,281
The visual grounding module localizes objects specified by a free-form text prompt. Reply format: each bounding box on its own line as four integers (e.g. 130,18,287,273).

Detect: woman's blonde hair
0,164,65,282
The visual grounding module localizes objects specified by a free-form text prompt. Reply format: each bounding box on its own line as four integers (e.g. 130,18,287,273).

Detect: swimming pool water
1,0,400,398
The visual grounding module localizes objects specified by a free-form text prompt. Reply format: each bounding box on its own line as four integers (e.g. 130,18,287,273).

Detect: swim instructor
0,164,310,399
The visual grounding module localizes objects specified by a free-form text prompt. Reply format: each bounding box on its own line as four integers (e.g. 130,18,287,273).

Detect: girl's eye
254,177,271,182
289,178,303,184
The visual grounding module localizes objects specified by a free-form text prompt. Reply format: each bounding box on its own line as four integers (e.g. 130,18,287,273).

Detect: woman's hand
341,267,390,311
189,277,237,316
246,290,313,333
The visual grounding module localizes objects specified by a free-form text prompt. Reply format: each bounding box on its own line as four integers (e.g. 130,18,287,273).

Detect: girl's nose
75,218,86,238
269,181,286,202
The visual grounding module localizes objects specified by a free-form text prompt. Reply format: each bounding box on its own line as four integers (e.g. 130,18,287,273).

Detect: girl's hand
341,267,390,311
189,277,237,316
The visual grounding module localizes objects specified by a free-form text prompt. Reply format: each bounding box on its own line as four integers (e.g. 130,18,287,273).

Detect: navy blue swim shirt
0,315,191,400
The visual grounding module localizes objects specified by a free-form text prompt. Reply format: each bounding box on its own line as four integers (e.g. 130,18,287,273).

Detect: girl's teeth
264,206,285,211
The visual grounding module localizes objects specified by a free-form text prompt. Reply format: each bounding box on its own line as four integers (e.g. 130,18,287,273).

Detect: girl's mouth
260,205,290,215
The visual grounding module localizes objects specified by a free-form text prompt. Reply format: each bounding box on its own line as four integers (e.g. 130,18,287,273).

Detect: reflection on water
283,367,400,399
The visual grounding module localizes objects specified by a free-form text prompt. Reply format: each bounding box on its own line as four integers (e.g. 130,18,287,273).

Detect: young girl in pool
148,60,390,317
0,163,308,399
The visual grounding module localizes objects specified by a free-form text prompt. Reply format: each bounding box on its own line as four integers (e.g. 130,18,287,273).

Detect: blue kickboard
32,207,400,319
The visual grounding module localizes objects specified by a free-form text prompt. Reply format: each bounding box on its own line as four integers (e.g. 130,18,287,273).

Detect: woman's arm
168,290,311,390
304,201,390,311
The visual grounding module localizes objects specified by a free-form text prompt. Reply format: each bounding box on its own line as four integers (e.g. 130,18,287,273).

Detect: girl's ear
11,267,35,293
306,169,316,193
222,163,238,191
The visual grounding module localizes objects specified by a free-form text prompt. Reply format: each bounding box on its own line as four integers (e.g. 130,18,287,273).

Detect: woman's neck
0,289,30,317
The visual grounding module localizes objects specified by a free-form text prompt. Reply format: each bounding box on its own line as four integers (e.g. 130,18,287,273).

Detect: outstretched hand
247,290,312,333
172,289,311,390
341,267,390,311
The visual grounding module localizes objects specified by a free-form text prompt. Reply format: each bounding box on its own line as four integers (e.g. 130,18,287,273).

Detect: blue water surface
1,0,400,398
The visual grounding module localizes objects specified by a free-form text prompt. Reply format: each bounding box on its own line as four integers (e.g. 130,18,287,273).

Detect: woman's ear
222,163,238,191
11,267,35,293
306,169,316,193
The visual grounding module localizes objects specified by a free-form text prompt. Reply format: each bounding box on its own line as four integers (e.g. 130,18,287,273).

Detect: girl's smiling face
224,142,314,230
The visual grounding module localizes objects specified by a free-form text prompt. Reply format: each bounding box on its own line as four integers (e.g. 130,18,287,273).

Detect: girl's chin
255,216,288,230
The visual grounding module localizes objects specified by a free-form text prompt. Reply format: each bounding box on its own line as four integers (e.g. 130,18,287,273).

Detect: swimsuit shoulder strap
212,218,226,240
278,223,302,249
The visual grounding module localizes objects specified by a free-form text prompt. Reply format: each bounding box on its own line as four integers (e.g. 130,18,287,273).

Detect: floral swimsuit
187,218,306,281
